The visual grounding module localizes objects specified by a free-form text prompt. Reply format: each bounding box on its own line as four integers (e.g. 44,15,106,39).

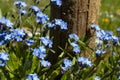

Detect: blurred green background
0,0,120,34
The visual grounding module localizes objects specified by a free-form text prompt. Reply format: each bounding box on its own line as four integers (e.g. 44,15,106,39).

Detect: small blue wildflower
78,56,92,67
94,76,101,80
26,39,34,46
96,49,105,55
70,42,80,53
0,40,6,45
91,24,100,31
14,1,27,9
20,9,27,15
4,34,12,41
30,6,40,14
41,60,51,67
96,30,105,40
47,22,55,28
0,32,7,45
40,37,53,48
118,75,120,80
112,52,116,55
26,73,39,80
112,36,119,45
117,27,120,32
36,12,49,24
0,52,9,66
11,29,26,41
55,19,68,30
69,33,79,42
62,59,72,71
32,46,46,59
51,0,62,7
0,17,13,29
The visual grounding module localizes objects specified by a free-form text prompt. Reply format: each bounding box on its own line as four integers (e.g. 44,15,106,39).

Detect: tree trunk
49,0,100,64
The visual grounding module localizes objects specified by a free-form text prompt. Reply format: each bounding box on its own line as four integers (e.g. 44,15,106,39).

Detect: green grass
99,0,120,34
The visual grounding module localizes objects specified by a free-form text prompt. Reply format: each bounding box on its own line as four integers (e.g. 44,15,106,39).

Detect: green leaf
61,72,70,80
72,57,76,65
49,69,60,80
59,52,65,58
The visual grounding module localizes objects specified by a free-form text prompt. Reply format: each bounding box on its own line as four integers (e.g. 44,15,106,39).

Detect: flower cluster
91,24,120,58
0,17,13,29
0,0,119,79
32,46,51,67
14,1,27,15
92,24,119,46
69,33,80,53
47,19,68,30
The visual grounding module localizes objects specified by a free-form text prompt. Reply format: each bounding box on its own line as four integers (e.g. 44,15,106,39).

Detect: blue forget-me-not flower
40,37,53,48
41,60,51,67
32,46,46,59
69,33,79,42
36,12,49,24
62,59,72,71
70,42,80,53
51,0,62,7
26,73,39,80
0,52,9,66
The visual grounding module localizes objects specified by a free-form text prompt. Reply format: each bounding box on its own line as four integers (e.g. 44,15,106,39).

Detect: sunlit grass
99,0,120,34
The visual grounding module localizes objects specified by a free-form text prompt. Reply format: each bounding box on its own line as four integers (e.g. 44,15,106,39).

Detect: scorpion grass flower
96,49,105,57
47,22,55,28
70,42,80,53
0,32,8,45
36,12,49,24
26,39,34,46
41,60,51,67
94,76,101,80
32,46,46,59
78,56,92,67
55,19,68,30
51,0,62,7
4,34,12,41
11,29,26,42
40,37,53,48
91,24,100,31
20,9,27,15
26,73,39,80
0,52,9,66
69,33,79,42
14,1,27,9
30,6,40,14
62,59,72,71
0,17,13,29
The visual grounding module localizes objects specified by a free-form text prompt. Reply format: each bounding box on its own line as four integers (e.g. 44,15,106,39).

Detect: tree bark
49,0,100,64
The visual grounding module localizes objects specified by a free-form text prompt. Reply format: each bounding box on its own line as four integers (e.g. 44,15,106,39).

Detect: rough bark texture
49,0,100,64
